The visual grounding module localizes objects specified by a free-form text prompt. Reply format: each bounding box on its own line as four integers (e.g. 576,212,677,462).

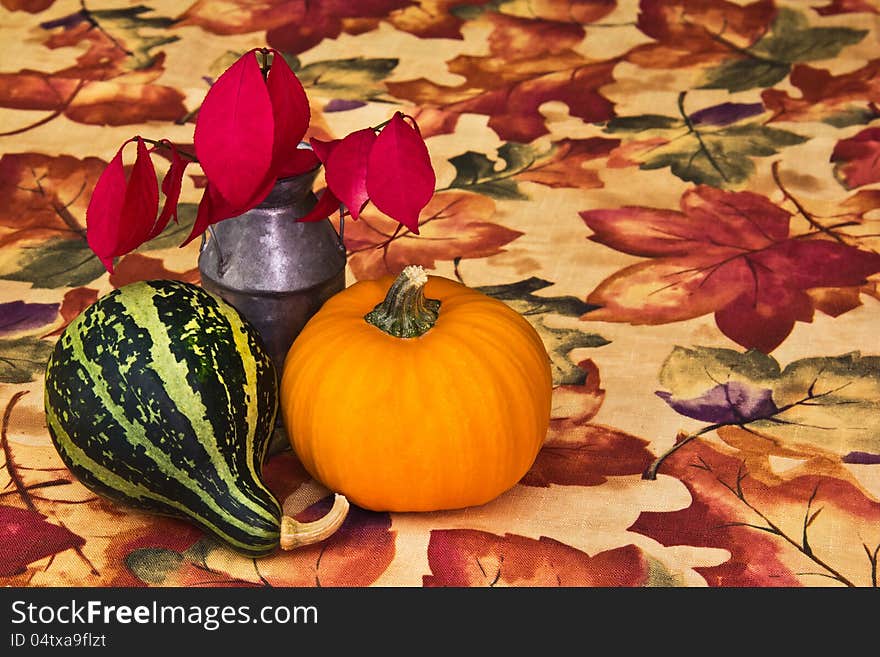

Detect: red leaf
117,137,160,256
831,127,880,189
310,137,339,164
85,142,127,270
276,147,319,179
194,50,275,209
0,505,85,576
85,137,159,272
151,141,189,239
366,112,435,233
266,50,310,173
324,127,377,220
181,174,275,247
296,187,341,223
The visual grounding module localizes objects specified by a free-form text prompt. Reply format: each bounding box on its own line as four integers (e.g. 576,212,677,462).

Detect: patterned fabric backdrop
1,0,879,588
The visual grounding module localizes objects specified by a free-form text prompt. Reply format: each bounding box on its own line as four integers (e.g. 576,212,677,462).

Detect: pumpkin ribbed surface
280,273,552,512
44,280,281,557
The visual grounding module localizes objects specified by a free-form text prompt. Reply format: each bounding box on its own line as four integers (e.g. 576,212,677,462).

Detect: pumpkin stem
279,493,350,550
365,265,441,338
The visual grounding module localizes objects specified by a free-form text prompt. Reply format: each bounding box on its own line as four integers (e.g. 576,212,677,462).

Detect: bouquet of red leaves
86,48,436,272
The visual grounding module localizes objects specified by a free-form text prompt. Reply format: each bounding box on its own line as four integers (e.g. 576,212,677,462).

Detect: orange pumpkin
279,265,552,512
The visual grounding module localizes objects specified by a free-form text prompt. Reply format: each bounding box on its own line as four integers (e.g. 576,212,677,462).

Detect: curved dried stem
279,493,350,550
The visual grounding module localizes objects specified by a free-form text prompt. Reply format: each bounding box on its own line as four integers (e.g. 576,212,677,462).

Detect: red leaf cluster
85,50,437,270
306,113,435,233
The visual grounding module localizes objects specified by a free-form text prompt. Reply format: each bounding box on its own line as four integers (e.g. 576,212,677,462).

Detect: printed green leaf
124,548,185,585
0,238,106,289
476,277,608,386
0,336,54,383
135,202,198,252
447,150,529,200
658,346,880,457
89,6,180,70
700,9,867,92
604,115,685,132
749,9,867,64
291,57,399,100
640,123,806,187
476,277,596,317
701,60,790,93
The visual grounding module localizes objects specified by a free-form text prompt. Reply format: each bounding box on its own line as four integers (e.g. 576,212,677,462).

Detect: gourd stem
279,493,350,550
364,265,440,338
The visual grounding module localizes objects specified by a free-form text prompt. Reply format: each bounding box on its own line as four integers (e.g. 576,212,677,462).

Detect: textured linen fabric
1,0,879,587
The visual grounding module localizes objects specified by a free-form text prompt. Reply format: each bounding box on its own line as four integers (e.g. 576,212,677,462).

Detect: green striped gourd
44,280,347,558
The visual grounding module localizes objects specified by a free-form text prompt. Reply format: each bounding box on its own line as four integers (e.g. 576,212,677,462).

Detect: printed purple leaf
842,451,880,465
324,99,367,113
0,301,59,335
656,380,779,425
689,102,764,127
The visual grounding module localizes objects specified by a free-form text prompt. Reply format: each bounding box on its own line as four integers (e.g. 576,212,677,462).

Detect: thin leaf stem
677,91,728,183
771,161,847,244
643,423,721,480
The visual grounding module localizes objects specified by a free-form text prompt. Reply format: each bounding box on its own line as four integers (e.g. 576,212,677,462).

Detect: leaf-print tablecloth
1,0,879,588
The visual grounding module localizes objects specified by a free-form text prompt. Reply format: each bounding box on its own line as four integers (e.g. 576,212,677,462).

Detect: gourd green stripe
211,295,276,502
60,295,269,536
45,402,267,554
115,286,277,527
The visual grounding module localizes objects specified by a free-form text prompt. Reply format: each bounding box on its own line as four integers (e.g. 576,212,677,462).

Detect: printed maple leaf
446,137,620,199
626,0,778,70
631,439,880,586
472,279,608,387
604,95,806,187
698,8,867,93
657,346,880,465
523,424,654,488
0,9,185,132
0,153,102,245
343,190,522,281
580,186,880,352
813,0,879,16
178,0,413,55
1,0,55,12
762,59,880,124
0,506,85,577
0,301,58,336
423,531,651,586
831,127,880,190
40,5,179,74
386,12,616,141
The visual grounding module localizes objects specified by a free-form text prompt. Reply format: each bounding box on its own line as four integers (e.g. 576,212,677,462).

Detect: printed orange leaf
178,0,412,54
831,127,880,190
43,287,98,337
0,152,102,246
631,439,880,586
626,0,777,69
814,0,879,15
762,59,880,124
386,13,615,142
581,186,880,352
344,191,522,281
424,530,650,586
108,254,200,289
2,0,55,11
522,424,655,488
